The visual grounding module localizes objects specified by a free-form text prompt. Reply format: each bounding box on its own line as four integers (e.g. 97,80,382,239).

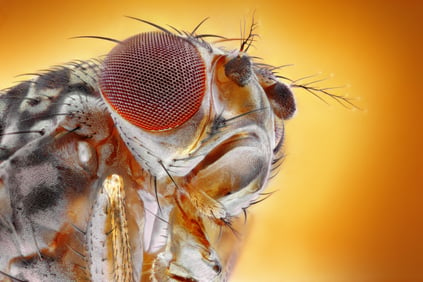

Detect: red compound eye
100,32,207,131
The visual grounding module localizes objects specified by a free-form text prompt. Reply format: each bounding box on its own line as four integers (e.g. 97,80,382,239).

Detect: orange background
1,0,422,281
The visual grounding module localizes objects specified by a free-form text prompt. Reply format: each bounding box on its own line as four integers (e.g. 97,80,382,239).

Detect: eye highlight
100,32,207,131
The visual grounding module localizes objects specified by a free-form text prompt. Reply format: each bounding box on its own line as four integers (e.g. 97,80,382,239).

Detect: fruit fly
0,17,352,281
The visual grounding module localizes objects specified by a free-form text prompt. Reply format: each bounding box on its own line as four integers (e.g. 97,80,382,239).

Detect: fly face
0,19,296,281
98,30,294,180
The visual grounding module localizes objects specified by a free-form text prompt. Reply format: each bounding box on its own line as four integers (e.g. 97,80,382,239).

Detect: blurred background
0,0,422,281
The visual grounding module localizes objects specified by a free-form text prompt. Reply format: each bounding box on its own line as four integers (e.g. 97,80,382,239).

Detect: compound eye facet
100,32,207,131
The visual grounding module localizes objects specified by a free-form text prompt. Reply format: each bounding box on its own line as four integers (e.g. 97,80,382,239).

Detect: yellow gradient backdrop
1,0,422,281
